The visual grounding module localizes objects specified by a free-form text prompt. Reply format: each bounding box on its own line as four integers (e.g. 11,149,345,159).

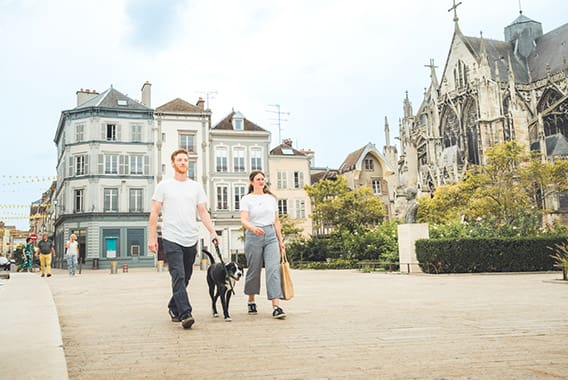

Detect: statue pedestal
398,223,429,274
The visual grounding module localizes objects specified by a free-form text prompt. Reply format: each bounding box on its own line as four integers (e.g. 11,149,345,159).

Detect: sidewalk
0,271,68,380
4,268,568,379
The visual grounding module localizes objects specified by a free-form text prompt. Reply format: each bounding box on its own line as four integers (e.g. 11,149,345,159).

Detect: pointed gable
339,143,395,175
212,111,267,131
155,98,203,113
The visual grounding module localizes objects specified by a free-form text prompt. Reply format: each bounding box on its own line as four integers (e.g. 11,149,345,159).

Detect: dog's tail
202,249,215,264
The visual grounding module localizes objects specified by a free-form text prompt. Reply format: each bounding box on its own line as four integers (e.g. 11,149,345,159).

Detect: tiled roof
528,23,568,81
75,87,150,110
311,169,339,184
212,111,266,131
339,146,365,173
155,98,203,113
461,21,568,84
270,143,306,156
462,36,530,83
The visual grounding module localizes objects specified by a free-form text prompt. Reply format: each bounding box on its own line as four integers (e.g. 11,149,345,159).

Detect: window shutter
98,154,104,174
144,156,149,175
117,125,122,141
101,124,106,140
381,179,388,194
68,156,73,177
84,155,89,175
119,155,127,175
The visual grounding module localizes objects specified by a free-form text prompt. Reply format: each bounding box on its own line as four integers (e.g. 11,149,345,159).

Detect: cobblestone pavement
47,268,568,380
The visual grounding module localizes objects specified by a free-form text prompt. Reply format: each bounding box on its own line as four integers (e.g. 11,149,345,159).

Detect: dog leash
212,238,235,295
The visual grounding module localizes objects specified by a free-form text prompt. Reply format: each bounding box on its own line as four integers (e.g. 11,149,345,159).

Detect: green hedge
416,237,566,273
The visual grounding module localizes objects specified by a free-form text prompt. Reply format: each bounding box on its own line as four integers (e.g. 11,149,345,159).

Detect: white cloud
1,0,567,228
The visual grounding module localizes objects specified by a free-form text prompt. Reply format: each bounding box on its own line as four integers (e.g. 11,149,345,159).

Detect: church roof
509,13,536,26
75,87,150,111
530,133,568,157
461,21,568,84
527,22,568,81
462,36,530,83
212,111,267,131
155,98,203,113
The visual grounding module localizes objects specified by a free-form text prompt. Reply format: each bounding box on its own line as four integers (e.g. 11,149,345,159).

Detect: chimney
141,81,152,107
76,88,99,106
196,97,205,110
283,138,293,147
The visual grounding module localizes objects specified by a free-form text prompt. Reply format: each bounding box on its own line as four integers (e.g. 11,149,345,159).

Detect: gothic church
396,5,568,216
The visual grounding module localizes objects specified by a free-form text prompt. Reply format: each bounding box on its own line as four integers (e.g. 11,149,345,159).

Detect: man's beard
174,165,187,175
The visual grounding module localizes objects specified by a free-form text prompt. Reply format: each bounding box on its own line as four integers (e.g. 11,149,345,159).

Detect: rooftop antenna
266,104,290,144
196,90,218,110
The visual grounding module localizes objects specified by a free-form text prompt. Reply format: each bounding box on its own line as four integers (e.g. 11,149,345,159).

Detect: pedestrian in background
37,234,55,277
148,149,218,330
21,237,34,273
240,170,287,319
65,233,79,276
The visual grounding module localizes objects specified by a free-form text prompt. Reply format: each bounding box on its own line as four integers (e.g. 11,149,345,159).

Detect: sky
1,0,567,229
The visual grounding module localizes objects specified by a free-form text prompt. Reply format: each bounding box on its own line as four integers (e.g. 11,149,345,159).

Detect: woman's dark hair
247,170,275,197
26,237,32,243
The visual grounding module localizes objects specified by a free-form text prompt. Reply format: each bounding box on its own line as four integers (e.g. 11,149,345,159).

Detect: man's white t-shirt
152,178,208,247
239,193,277,226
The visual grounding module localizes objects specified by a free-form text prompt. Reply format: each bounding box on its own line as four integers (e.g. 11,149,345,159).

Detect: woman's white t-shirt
67,241,78,257
239,193,277,226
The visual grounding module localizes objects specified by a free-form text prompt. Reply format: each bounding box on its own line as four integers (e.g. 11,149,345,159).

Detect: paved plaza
3,267,568,379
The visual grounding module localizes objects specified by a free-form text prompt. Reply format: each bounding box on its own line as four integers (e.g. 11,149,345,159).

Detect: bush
417,237,563,273
287,221,399,265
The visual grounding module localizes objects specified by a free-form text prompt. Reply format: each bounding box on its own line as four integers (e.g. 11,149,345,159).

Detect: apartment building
52,85,155,268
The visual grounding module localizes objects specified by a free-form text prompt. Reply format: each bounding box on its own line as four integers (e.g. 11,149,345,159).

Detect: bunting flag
0,175,57,226
0,175,58,181
0,203,52,208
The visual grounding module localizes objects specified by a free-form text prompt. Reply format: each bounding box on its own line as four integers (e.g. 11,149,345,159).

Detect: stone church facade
396,9,568,218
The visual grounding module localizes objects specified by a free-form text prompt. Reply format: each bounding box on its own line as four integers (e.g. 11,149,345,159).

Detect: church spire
403,91,413,118
478,31,491,79
425,58,439,88
384,116,390,146
448,0,463,33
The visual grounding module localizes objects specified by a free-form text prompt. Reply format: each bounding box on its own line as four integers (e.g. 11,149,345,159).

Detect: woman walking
21,237,34,272
65,233,79,276
240,170,287,319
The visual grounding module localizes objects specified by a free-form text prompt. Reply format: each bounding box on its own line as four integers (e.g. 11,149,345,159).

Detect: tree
279,214,303,242
520,151,568,212
419,141,568,234
305,175,386,235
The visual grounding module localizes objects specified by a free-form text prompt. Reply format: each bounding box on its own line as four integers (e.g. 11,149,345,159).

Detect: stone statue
404,187,418,224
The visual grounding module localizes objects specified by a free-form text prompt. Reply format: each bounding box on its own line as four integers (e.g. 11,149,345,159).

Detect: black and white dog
202,249,243,321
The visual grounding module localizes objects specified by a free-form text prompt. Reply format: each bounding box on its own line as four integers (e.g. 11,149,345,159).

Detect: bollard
122,264,128,273
200,257,208,271
92,258,99,270
110,261,118,274
157,260,164,272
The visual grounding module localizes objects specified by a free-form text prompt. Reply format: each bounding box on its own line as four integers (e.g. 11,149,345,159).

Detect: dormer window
232,111,245,130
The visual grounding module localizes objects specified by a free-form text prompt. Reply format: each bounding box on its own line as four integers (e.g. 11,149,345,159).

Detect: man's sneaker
47,273,52,277
41,274,45,278
272,306,286,319
248,303,258,315
168,309,180,323
181,313,195,329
